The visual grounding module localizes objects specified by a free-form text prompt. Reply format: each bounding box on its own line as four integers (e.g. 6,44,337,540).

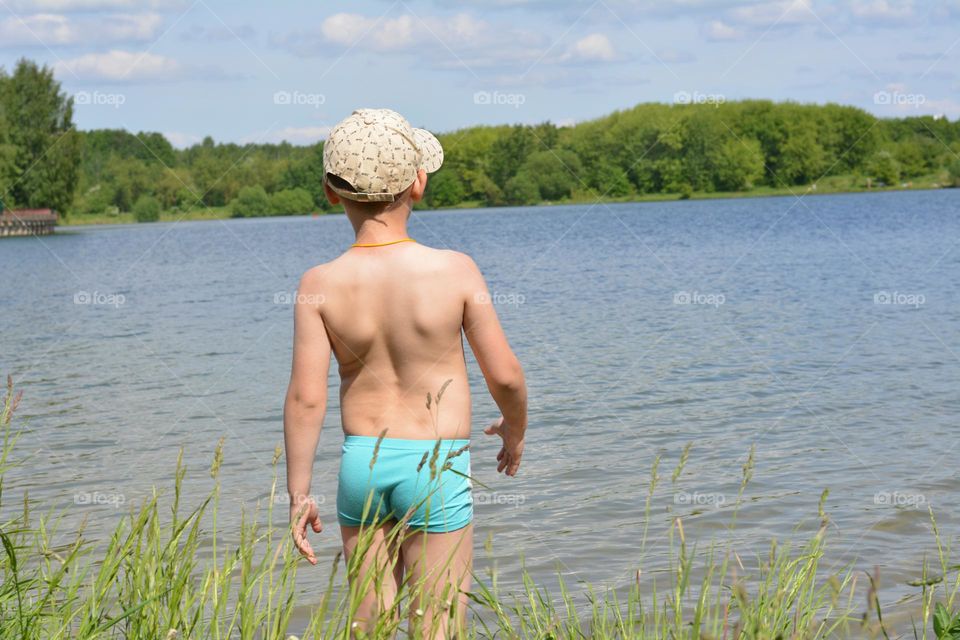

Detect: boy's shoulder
407,245,476,269
423,248,486,285
297,247,483,289
297,261,333,294
431,247,479,269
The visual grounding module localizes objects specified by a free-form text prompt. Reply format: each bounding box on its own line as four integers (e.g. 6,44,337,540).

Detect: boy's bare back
299,242,513,441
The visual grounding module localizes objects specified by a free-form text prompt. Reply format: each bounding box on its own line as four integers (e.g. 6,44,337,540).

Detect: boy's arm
283,270,331,562
459,255,528,475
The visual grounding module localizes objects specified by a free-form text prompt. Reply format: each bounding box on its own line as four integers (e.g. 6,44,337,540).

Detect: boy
283,108,528,638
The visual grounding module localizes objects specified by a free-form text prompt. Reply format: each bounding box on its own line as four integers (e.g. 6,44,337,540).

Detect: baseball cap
323,108,444,203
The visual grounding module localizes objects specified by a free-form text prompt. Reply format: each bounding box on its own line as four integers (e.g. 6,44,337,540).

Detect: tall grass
1,377,957,638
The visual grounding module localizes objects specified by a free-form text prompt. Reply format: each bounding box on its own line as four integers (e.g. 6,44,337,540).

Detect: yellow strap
350,238,416,248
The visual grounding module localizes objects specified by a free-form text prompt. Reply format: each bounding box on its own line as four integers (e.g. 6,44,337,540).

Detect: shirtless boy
283,108,528,638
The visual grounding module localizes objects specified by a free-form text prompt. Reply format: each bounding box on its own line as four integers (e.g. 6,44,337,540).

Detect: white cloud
562,33,617,62
320,13,389,47
164,131,202,149
702,20,743,41
276,11,622,77
55,50,182,81
276,12,495,57
314,12,486,52
849,0,915,23
700,0,834,40
54,49,238,83
728,0,818,27
0,12,163,47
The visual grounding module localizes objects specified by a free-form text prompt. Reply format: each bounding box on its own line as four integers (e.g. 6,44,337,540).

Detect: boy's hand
484,416,525,476
290,497,322,565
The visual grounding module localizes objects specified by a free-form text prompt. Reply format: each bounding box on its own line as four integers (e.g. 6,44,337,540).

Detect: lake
2,189,958,630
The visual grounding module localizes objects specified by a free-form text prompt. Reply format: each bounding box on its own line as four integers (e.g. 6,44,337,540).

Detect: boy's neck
347,205,411,246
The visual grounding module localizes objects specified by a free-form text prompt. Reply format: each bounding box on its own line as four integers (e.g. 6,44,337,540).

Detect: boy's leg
400,524,473,640
341,522,405,633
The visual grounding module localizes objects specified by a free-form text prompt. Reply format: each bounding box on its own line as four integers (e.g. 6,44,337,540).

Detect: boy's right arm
459,254,528,476
283,268,330,564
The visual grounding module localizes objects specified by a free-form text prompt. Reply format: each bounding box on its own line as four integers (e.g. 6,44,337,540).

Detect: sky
2,0,958,147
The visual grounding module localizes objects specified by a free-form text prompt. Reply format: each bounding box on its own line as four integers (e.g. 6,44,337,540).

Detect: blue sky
2,0,958,147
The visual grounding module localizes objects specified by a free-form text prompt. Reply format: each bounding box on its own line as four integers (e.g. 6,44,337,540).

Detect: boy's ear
409,169,428,203
323,182,341,205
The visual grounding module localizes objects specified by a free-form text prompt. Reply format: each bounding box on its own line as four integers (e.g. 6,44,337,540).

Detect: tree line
2,58,959,222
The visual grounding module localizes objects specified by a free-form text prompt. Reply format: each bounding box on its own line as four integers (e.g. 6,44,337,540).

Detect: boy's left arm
283,269,331,564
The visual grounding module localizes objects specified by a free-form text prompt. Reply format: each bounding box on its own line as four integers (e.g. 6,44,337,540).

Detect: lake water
2,189,959,631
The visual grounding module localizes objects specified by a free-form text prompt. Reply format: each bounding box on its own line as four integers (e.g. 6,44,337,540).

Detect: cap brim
326,181,396,203
413,128,444,173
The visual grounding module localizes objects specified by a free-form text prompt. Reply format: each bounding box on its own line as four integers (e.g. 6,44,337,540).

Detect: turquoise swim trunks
337,435,473,533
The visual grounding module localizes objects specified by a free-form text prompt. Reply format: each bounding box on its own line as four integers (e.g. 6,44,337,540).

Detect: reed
1,377,957,639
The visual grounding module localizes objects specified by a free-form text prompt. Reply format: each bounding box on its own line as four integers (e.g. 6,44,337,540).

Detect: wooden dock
0,209,58,237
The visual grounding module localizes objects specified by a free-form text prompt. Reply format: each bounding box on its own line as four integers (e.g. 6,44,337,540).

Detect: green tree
504,171,539,205
188,141,231,207
816,103,879,173
105,156,151,211
656,158,688,194
281,144,330,210
681,108,726,191
590,159,632,197
133,194,161,222
893,136,929,178
529,122,559,150
713,137,766,191
231,185,270,217
474,172,504,206
777,127,826,185
4,80,954,220
949,159,960,188
75,183,117,215
867,150,900,186
0,79,17,205
0,110,16,205
517,149,584,201
1,59,82,214
426,170,466,208
488,125,535,185
270,187,314,215
152,167,196,209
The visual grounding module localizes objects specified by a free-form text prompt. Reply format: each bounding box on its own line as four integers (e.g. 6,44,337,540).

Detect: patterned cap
323,108,444,203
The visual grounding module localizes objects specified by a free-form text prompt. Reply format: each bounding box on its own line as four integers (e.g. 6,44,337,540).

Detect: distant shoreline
62,178,953,227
